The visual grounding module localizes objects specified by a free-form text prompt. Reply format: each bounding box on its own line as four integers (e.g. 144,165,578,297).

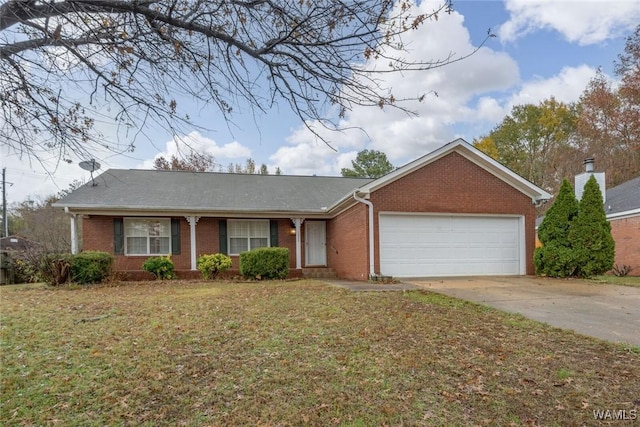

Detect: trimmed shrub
70,251,114,284
239,247,289,280
568,175,615,278
533,242,576,278
197,253,232,279
535,179,579,277
142,256,175,280
537,179,579,246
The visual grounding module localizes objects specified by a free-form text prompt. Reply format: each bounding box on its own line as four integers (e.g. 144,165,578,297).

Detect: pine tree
534,179,579,277
568,175,615,277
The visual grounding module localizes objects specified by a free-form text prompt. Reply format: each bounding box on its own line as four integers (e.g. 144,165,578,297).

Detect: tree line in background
4,180,83,261
152,152,281,175
474,25,640,200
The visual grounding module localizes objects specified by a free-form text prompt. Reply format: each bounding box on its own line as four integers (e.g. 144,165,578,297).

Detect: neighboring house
54,139,551,280
605,176,640,276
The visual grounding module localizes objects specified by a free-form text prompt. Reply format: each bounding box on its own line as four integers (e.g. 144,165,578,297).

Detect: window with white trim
228,220,270,255
124,218,171,255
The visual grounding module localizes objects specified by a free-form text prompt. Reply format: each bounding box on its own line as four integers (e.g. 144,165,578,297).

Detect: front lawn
1,280,638,426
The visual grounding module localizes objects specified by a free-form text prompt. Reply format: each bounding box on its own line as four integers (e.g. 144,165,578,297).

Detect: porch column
291,218,304,269
69,214,78,254
185,216,200,270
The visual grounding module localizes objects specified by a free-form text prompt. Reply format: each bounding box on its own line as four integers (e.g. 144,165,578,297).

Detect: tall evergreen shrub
568,175,615,277
534,179,579,277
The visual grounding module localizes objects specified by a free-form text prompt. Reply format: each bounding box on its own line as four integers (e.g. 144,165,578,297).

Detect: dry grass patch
591,275,640,287
1,280,638,426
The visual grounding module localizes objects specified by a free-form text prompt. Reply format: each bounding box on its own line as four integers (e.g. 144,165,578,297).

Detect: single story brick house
605,175,640,275
54,139,551,280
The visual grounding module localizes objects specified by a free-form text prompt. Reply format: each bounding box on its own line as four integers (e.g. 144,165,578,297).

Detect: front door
305,221,326,266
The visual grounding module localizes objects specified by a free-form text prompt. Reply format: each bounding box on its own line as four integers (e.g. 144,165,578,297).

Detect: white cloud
507,64,599,107
499,0,640,45
138,131,252,169
274,1,520,175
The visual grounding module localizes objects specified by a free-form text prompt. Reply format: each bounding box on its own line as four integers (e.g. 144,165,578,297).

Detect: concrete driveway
407,276,640,347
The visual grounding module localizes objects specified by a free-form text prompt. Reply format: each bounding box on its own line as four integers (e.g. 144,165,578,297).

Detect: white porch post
291,218,304,269
69,214,78,254
185,216,200,270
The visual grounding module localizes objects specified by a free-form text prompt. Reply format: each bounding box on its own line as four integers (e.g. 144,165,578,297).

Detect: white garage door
379,214,523,277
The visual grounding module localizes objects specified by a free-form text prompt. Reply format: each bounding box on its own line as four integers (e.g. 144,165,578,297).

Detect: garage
379,214,524,277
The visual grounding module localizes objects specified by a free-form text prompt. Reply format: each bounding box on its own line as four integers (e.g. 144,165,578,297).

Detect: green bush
70,251,114,284
535,179,579,277
568,176,615,278
536,176,615,279
197,253,233,279
13,258,39,284
534,242,576,278
239,247,289,280
142,256,175,280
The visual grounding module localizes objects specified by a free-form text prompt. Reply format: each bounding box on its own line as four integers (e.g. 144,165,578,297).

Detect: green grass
1,280,638,426
590,275,640,287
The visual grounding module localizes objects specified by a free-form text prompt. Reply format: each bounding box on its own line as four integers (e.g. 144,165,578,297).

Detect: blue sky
2,0,639,202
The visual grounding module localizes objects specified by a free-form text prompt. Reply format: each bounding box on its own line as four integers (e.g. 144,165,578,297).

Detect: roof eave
607,208,640,220
57,205,335,219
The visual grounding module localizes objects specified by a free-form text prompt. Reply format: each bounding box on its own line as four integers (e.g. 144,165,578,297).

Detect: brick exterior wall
326,204,369,280
368,151,537,276
610,215,640,276
82,216,299,274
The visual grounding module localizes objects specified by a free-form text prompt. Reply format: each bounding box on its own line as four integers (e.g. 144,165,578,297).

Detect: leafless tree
1,0,491,165
153,151,217,171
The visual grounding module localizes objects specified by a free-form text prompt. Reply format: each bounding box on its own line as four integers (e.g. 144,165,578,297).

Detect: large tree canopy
576,26,640,187
473,98,578,194
0,0,486,164
341,149,394,178
474,24,640,198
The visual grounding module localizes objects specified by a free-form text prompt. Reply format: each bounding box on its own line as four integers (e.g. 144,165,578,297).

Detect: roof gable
353,138,551,202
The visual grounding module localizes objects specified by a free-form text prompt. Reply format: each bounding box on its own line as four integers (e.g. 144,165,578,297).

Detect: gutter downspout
64,207,78,254
353,191,375,278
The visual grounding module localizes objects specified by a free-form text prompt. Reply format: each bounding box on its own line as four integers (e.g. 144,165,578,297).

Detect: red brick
610,215,640,276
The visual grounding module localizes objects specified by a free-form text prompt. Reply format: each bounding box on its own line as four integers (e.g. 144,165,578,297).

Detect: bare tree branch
1,0,492,164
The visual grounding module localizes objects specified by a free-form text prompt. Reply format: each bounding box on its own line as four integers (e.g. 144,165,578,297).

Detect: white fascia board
607,208,640,220
60,206,334,219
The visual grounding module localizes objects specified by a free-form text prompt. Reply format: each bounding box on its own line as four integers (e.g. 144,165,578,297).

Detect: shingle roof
605,175,640,216
55,169,373,214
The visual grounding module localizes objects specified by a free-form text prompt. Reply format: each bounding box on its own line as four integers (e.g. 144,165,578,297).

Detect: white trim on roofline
327,138,551,210
357,138,551,202
607,208,640,221
62,207,336,219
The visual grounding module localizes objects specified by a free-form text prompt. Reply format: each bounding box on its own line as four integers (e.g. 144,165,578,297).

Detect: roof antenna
79,159,101,186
